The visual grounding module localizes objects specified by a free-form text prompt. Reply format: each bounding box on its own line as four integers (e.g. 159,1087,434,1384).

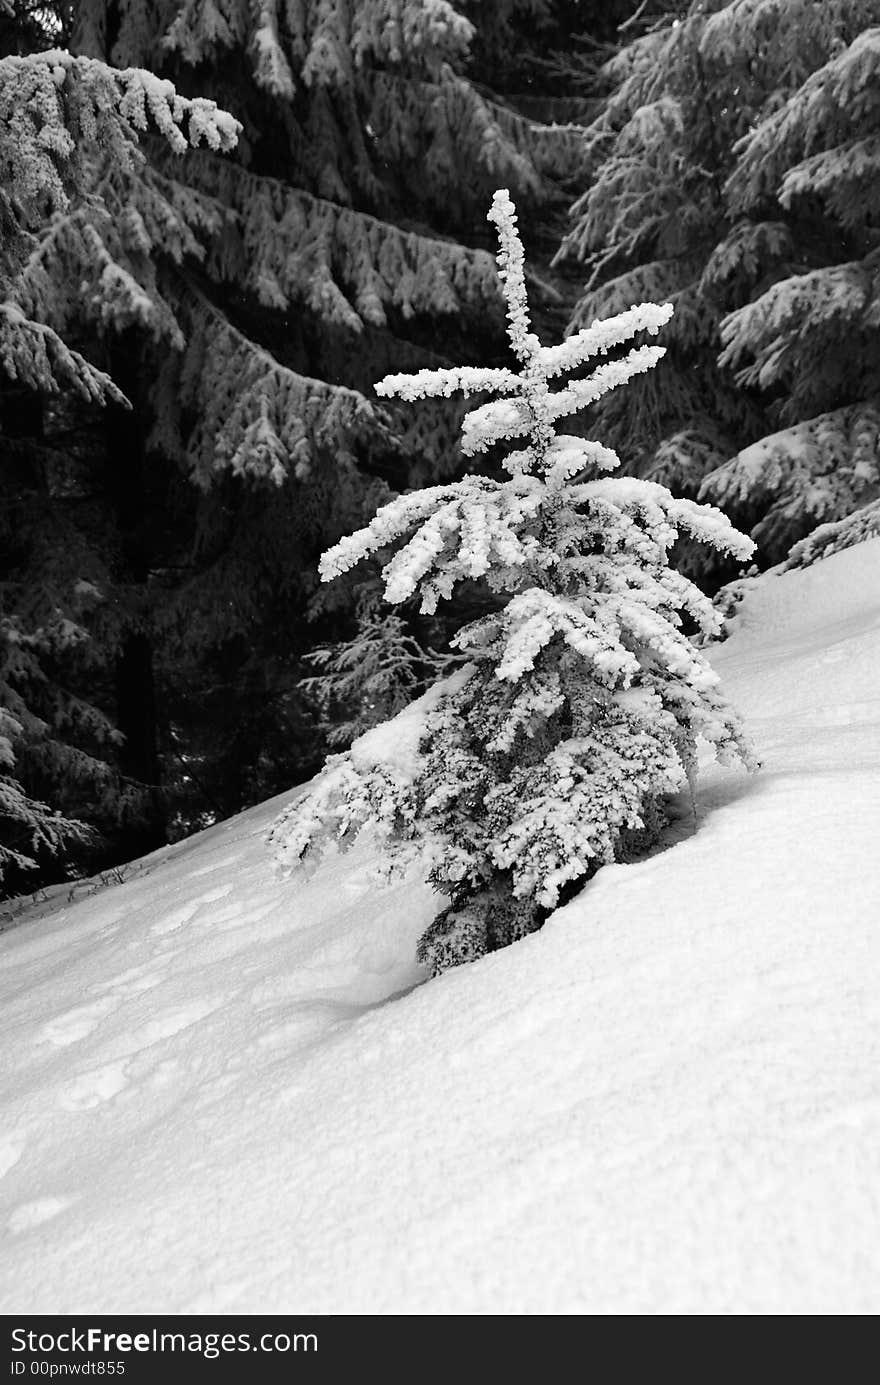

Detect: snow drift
1,541,879,1314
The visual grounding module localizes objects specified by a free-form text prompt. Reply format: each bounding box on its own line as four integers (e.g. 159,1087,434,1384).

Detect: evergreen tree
0,18,238,893
557,0,880,574
270,190,754,974
701,3,880,562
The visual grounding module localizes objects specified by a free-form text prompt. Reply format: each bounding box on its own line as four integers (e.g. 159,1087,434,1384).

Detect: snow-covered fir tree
270,189,756,974
702,3,880,562
557,0,880,574
0,20,239,893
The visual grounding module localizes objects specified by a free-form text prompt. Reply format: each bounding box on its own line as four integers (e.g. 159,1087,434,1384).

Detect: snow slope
1,542,879,1315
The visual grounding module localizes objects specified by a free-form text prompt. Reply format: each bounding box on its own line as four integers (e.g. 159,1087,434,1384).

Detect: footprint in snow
36,996,120,1048
122,1000,222,1052
185,855,242,879
58,1062,128,1111
55,1005,224,1114
200,897,275,930
152,887,232,934
149,901,198,937
91,962,166,998
193,884,234,904
8,1196,73,1234
198,902,240,928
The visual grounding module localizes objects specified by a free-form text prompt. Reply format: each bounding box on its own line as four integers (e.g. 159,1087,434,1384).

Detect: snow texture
0,541,879,1314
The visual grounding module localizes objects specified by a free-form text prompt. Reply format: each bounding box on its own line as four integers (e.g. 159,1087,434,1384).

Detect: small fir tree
270,190,756,974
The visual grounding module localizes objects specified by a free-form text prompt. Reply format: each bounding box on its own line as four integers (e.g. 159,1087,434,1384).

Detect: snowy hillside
1,541,879,1315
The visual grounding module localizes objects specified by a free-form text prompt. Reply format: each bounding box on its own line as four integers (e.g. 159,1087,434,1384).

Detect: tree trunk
105,334,167,857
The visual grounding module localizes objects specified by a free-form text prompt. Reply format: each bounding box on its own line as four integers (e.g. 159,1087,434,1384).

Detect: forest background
3,0,879,896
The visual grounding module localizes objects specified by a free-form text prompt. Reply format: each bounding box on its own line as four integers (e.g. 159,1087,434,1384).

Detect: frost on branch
157,289,381,488
701,402,880,564
0,304,126,405
174,151,501,330
0,50,240,401
0,51,239,224
272,189,756,975
164,0,474,94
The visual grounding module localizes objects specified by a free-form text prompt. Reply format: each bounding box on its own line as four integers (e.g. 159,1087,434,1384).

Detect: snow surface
1,541,879,1315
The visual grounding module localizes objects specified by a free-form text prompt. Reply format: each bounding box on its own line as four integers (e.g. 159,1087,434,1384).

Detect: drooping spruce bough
271,190,756,974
